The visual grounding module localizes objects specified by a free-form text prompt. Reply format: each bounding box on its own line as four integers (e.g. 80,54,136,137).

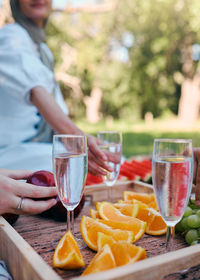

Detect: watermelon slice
119,160,152,183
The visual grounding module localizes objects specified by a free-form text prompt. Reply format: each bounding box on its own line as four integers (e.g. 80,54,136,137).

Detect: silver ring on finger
17,197,24,211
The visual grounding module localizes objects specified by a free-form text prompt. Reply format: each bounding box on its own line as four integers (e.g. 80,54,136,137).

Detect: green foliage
46,0,200,120
76,118,200,158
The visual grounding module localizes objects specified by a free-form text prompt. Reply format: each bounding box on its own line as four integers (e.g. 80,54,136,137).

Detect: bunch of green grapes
176,199,200,245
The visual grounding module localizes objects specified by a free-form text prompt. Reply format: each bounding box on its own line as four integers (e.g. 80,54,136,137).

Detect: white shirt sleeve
0,24,61,106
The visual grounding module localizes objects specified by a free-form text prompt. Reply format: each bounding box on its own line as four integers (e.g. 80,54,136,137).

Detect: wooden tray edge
84,180,154,193
0,216,62,280
75,244,200,280
1,180,197,280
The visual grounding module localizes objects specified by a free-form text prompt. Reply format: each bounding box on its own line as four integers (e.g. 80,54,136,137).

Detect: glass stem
166,226,175,252
67,210,74,234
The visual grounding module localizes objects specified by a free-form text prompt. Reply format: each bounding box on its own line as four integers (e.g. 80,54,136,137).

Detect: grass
76,117,200,158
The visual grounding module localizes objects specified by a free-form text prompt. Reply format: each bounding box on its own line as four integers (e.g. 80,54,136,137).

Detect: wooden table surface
13,198,200,280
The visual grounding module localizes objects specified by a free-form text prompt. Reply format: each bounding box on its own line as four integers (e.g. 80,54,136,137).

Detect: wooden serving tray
1,180,200,280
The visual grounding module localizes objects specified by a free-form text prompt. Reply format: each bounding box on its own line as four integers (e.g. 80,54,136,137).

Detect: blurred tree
47,0,200,122
109,0,200,120
2,0,200,122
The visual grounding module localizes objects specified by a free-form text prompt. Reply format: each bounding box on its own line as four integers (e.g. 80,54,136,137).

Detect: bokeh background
1,0,200,157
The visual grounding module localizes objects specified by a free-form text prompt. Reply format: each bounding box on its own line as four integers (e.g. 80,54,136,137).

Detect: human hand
87,135,113,176
0,168,33,180
193,148,200,206
0,174,57,215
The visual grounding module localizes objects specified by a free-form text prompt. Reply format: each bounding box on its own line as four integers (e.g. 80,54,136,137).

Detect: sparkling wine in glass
97,131,122,201
53,135,88,244
152,138,193,251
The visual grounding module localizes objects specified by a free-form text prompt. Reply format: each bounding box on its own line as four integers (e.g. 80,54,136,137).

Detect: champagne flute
152,138,193,251
53,135,88,244
97,131,122,202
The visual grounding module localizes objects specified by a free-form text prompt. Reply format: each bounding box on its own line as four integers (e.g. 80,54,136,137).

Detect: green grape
197,228,200,237
185,229,198,245
188,199,199,210
196,209,200,217
180,217,190,230
183,206,193,217
187,215,200,228
175,221,184,233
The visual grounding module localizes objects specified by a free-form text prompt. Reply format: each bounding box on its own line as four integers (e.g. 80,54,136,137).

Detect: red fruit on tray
26,170,55,187
26,170,85,221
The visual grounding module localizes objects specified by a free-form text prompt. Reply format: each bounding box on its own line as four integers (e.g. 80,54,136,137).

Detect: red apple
26,170,85,221
26,170,55,187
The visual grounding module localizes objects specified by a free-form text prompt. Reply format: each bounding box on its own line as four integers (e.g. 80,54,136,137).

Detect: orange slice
118,199,132,204
98,201,141,224
148,200,158,210
52,230,84,269
80,216,134,251
132,199,148,209
97,219,146,242
97,232,116,251
90,209,100,219
82,244,116,276
118,198,158,211
136,207,167,235
133,198,158,211
114,203,139,217
111,242,146,266
123,191,156,205
96,201,101,212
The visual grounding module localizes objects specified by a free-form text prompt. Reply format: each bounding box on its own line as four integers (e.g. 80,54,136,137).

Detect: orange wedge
80,216,134,251
114,203,139,217
82,244,116,276
97,232,116,251
148,200,158,210
123,191,156,205
52,230,84,269
96,201,101,212
97,219,146,242
98,201,141,224
118,198,158,211
90,209,100,219
132,198,158,211
111,242,146,266
118,199,132,204
136,207,167,235
121,199,166,235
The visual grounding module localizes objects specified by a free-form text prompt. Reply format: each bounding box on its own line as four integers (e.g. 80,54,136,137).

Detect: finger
88,138,107,161
88,150,112,173
14,198,57,215
88,161,107,176
4,169,34,180
88,153,107,175
13,180,57,198
26,186,57,199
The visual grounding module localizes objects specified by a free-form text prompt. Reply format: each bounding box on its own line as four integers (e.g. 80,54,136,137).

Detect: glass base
52,236,86,250
75,237,87,249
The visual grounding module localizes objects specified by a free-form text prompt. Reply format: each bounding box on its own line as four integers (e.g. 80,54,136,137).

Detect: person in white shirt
0,0,110,175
